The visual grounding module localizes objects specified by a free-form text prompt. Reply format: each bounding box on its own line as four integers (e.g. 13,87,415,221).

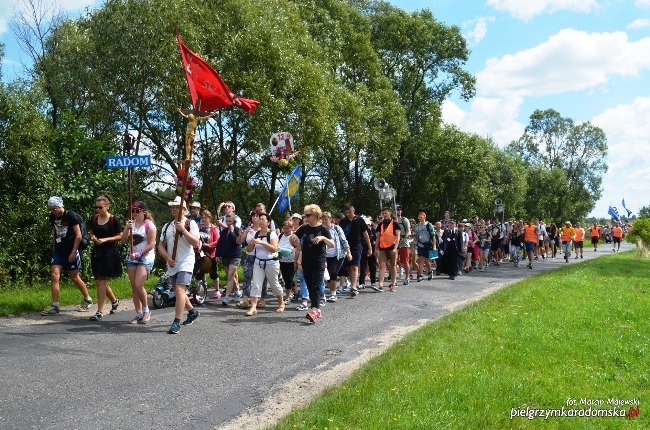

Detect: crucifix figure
171,105,214,259
176,107,216,160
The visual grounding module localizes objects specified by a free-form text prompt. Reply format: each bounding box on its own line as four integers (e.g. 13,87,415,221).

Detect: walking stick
122,130,135,255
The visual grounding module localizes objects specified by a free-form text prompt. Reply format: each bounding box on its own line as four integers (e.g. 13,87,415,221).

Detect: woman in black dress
89,194,123,321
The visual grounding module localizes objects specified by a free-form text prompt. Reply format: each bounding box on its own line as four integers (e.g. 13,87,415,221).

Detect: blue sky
1,0,649,219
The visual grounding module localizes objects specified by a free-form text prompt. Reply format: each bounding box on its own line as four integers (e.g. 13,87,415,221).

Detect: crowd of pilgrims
42,194,628,333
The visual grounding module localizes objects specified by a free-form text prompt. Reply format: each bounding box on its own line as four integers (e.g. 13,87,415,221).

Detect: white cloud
477,29,650,97
463,16,495,44
636,0,650,8
442,96,525,145
589,98,650,216
627,18,650,29
487,0,602,21
0,0,97,35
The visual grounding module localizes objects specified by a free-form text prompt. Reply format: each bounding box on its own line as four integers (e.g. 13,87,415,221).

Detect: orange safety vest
574,228,585,242
378,220,398,249
590,226,600,238
612,226,623,238
561,227,575,242
524,225,537,243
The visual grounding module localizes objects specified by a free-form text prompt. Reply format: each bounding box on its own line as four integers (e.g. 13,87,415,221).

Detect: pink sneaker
306,309,321,323
213,291,222,299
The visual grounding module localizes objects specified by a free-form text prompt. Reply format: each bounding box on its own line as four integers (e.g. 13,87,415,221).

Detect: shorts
524,242,535,253
491,240,501,251
591,237,599,245
574,241,584,249
340,249,362,275
613,237,621,244
222,257,241,267
538,240,544,247
347,248,362,267
398,247,410,265
326,257,344,283
169,271,193,287
417,246,433,258
377,248,397,264
51,249,82,271
126,261,154,279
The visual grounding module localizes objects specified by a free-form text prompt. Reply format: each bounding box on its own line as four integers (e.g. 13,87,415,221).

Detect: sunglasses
225,204,234,208
303,213,312,218
131,208,143,213
95,206,106,210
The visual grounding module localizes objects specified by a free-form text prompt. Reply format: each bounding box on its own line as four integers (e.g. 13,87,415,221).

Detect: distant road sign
105,155,152,169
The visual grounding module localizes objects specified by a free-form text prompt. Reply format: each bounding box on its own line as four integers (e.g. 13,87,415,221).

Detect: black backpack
69,210,91,251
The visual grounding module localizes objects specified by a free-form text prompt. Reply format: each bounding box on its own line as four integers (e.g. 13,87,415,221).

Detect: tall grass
274,251,649,429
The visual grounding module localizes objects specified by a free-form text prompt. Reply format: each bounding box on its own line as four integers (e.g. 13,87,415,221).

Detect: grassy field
273,251,649,429
0,266,240,316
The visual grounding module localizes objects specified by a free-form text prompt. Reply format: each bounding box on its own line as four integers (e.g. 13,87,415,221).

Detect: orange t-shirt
561,227,575,242
612,226,623,238
524,225,537,243
574,228,585,241
590,226,601,238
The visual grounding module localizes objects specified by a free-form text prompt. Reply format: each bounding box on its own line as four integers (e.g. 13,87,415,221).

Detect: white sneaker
78,298,93,312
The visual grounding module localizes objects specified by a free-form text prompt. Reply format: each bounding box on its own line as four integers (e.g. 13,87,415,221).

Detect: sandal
236,300,250,308
245,309,257,316
110,299,120,314
257,300,266,308
89,312,103,321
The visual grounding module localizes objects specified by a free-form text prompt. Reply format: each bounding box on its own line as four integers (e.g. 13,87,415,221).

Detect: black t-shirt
338,216,367,251
49,210,79,252
294,224,332,264
90,215,122,250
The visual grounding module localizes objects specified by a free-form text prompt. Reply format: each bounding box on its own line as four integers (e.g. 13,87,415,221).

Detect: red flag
177,34,259,114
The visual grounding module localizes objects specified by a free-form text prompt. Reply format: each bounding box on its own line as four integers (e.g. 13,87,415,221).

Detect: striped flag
278,165,302,214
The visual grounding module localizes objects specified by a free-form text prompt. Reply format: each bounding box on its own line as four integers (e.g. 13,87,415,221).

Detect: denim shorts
524,242,535,253
126,261,154,279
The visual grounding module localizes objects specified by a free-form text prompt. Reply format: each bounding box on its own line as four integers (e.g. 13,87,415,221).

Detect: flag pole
287,169,292,213
268,175,286,215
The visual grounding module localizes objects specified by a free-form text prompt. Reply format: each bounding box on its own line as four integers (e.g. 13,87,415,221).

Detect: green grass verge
273,251,649,429
0,266,243,316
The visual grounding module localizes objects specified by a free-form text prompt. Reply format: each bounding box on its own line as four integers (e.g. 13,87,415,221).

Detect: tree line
0,0,607,284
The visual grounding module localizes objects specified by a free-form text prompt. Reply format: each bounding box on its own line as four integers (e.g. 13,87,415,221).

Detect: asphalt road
0,243,631,430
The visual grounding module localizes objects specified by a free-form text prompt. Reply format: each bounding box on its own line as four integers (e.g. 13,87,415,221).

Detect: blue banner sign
105,155,152,169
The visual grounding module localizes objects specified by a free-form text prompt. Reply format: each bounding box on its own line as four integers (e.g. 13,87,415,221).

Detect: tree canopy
0,0,612,284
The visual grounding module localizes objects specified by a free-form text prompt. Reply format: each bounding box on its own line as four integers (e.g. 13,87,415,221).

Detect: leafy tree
508,109,608,220
626,217,650,257
638,205,650,218
364,3,476,210
0,80,58,284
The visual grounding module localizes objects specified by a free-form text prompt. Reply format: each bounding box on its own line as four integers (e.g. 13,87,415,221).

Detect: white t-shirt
278,233,295,263
253,230,278,261
161,218,199,276
127,219,156,265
